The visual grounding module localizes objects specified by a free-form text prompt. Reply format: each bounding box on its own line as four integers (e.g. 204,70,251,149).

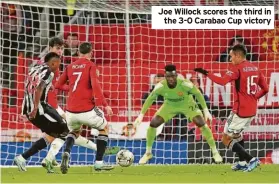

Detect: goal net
1,0,279,166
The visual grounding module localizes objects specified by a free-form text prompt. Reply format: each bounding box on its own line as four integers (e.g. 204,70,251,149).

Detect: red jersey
38,57,69,109
55,58,108,113
208,61,269,117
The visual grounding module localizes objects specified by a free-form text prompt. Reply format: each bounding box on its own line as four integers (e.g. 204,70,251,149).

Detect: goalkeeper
134,64,222,164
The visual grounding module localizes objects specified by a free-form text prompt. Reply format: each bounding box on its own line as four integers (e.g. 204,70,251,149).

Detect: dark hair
44,52,60,63
232,44,247,56
66,33,78,38
79,42,92,54
165,64,176,72
49,37,64,47
229,35,244,46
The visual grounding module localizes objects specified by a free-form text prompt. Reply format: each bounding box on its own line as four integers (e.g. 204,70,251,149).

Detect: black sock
64,134,76,154
237,139,245,161
231,141,253,163
96,134,108,161
22,138,48,160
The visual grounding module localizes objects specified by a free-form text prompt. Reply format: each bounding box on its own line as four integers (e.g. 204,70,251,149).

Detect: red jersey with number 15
55,58,108,113
207,61,269,117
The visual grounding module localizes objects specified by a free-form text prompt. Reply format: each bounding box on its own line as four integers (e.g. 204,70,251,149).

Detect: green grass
1,164,279,183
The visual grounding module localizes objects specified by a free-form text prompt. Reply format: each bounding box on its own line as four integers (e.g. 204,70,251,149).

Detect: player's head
165,64,177,88
78,42,92,59
49,37,64,56
230,44,247,65
44,52,61,72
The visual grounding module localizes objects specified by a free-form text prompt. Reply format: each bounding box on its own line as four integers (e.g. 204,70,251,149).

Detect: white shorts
224,112,255,137
56,106,65,116
66,107,107,132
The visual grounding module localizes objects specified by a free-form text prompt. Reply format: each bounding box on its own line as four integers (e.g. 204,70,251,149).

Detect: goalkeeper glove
134,113,144,128
203,108,212,123
194,68,208,75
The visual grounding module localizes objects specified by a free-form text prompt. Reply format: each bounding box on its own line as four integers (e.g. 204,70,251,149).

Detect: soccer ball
116,150,134,167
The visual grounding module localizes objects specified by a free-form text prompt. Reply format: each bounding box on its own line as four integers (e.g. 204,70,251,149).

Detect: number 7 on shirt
72,72,82,92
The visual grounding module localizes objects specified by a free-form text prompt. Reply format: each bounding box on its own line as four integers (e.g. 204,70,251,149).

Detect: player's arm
90,65,108,108
188,85,207,110
29,70,53,119
55,68,68,90
184,80,212,122
32,81,47,112
255,72,269,99
134,84,161,126
194,68,239,86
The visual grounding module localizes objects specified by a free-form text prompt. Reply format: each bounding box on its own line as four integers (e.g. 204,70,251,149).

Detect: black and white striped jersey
22,64,54,115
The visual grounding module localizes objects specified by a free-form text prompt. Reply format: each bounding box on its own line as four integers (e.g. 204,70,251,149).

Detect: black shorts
26,103,69,138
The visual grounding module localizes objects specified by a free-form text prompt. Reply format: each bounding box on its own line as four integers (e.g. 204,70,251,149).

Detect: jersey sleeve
207,67,239,86
90,64,108,107
55,67,68,90
183,80,207,110
39,68,53,85
255,71,269,99
140,83,163,114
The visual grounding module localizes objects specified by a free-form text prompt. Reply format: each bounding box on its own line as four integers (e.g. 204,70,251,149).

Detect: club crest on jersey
96,69,100,77
177,91,183,96
226,70,234,76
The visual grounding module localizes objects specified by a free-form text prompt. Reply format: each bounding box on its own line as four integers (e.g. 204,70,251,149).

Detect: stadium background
1,0,279,167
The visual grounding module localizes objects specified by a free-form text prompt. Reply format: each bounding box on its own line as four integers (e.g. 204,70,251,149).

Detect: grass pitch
1,164,279,183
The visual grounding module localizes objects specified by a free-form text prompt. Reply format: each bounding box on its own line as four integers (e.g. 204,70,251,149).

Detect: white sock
95,160,103,165
75,136,97,151
45,138,64,161
239,161,247,165
18,155,26,162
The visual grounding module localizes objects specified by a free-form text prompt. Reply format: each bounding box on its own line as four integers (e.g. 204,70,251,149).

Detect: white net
1,0,279,167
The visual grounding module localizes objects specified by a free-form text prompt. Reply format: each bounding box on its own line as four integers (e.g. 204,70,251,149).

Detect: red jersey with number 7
207,61,269,117
55,58,108,113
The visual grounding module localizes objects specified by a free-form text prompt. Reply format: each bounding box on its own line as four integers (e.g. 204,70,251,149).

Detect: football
116,150,134,167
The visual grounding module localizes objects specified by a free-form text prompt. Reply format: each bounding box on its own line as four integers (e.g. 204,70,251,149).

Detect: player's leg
42,138,65,167
187,107,222,163
60,111,81,174
230,134,247,170
222,113,258,172
74,107,114,171
13,109,60,172
94,125,114,171
139,104,175,165
192,115,222,163
34,104,69,173
14,134,54,172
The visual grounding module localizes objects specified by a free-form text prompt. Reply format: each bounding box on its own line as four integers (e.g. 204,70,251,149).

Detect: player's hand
105,106,113,116
134,113,144,127
203,108,212,123
28,108,38,120
194,68,208,75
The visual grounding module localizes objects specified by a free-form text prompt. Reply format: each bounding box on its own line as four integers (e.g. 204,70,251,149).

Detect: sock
96,134,108,161
146,127,156,154
22,137,49,160
45,138,64,161
64,133,76,154
75,136,97,151
200,124,218,154
230,140,253,163
234,136,245,162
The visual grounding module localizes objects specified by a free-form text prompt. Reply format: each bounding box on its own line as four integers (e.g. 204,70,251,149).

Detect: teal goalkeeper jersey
141,78,207,114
